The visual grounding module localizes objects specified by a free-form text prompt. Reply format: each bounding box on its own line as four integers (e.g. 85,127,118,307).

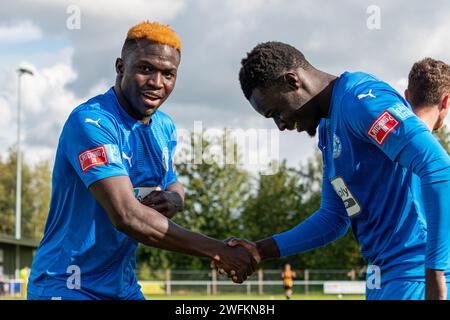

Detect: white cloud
0,96,13,144
29,0,186,21
20,62,82,150
223,0,267,15
0,20,42,43
0,49,101,167
392,78,408,95
406,19,450,60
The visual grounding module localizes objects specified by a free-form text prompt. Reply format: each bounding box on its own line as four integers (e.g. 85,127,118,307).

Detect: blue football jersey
28,87,178,299
319,71,450,282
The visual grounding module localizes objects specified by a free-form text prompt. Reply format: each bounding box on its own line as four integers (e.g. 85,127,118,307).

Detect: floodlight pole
15,67,33,279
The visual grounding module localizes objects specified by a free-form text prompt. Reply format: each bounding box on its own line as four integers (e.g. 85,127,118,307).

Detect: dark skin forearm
256,237,280,261
90,176,257,283
124,204,223,259
425,269,447,300
164,181,185,219
90,176,221,260
166,181,185,203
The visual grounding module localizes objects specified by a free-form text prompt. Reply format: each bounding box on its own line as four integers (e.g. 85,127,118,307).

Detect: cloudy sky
1,0,450,172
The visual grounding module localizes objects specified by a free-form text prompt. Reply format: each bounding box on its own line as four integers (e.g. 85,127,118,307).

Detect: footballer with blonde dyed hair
28,22,256,300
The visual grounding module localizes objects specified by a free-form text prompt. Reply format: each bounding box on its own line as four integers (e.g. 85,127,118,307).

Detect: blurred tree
434,124,450,153
0,148,17,236
0,147,51,240
23,161,52,239
240,160,305,242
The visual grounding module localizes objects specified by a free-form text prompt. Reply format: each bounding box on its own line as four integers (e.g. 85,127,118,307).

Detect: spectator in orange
282,264,296,300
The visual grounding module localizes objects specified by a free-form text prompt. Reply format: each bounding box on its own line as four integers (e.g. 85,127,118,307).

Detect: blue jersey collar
106,87,153,129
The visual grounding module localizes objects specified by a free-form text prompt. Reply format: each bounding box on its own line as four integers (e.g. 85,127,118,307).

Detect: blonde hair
126,21,181,51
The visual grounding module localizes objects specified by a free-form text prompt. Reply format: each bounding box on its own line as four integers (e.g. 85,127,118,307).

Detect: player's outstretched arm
262,168,351,259
222,162,352,263
223,207,350,265
89,175,257,283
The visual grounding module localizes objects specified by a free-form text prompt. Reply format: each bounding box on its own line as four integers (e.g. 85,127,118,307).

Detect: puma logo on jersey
122,152,133,167
85,118,101,127
357,89,376,100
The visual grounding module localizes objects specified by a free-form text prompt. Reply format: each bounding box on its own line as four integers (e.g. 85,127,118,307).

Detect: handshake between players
141,188,262,284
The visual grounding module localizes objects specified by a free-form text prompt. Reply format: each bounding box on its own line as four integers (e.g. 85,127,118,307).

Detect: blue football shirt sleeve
61,109,128,188
272,159,351,257
344,81,429,161
397,131,450,270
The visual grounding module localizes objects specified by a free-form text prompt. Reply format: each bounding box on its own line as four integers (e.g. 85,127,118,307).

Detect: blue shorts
366,280,450,300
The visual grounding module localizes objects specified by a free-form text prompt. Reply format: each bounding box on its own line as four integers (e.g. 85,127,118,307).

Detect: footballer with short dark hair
226,41,450,300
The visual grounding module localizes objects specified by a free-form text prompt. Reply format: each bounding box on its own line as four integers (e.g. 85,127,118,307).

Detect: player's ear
284,72,301,91
439,94,450,121
115,58,124,76
441,94,449,111
404,89,410,103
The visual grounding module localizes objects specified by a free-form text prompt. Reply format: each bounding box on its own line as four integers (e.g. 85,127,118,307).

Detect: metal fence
138,269,367,296
0,280,24,298
0,269,367,298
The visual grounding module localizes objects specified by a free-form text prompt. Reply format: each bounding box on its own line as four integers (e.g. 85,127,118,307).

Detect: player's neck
315,71,337,118
414,106,439,131
113,84,152,125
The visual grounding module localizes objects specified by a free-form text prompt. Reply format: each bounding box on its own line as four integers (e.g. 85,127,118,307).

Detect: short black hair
121,38,138,61
239,41,311,99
